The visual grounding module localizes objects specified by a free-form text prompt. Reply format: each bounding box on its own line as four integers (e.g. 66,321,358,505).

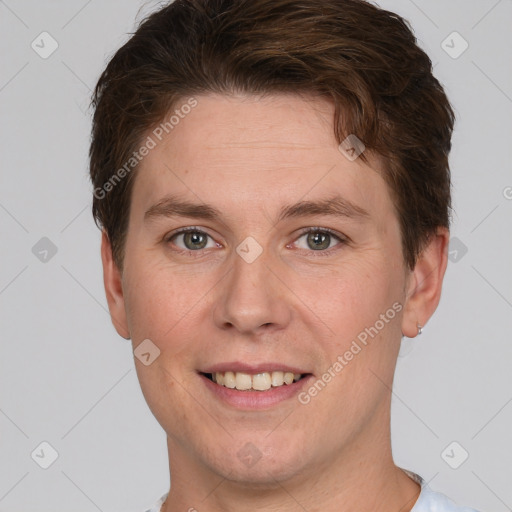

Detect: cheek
134,351,198,441
123,258,192,345
302,263,403,436
298,255,401,341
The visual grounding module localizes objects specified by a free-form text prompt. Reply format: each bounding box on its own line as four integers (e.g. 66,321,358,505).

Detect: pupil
185,231,206,249
308,232,329,250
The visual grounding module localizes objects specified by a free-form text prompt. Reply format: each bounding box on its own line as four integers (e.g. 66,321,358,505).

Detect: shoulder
142,492,168,512
143,479,483,512
404,469,482,512
414,485,481,512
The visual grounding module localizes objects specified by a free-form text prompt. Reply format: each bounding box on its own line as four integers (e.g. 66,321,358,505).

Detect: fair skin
101,93,449,511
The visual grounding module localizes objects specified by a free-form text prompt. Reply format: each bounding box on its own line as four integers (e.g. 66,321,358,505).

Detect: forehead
132,93,391,221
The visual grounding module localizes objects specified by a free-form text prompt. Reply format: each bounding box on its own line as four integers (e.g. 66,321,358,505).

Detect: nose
212,247,292,336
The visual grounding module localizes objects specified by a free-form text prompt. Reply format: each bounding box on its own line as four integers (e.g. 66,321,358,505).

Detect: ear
100,230,130,339
401,227,450,338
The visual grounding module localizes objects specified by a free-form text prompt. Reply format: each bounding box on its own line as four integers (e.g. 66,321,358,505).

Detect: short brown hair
89,0,455,272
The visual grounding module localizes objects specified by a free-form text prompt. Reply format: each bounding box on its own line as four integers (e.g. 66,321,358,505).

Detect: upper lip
200,362,310,374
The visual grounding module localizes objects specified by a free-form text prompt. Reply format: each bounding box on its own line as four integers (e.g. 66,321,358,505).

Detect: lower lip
199,373,313,410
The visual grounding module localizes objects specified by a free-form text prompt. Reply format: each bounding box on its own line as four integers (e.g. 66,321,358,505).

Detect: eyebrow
144,193,371,225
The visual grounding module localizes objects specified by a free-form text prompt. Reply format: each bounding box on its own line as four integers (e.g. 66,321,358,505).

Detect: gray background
1,0,511,511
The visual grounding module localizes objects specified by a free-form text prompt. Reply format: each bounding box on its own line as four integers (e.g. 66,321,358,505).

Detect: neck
161,412,421,512
162,444,420,512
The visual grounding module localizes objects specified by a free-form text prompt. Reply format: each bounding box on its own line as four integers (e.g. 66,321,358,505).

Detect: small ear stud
400,324,424,338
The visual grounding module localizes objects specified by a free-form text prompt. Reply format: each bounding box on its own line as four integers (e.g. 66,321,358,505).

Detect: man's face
118,93,409,484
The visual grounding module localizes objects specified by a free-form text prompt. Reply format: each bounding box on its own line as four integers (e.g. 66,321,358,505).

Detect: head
90,0,454,490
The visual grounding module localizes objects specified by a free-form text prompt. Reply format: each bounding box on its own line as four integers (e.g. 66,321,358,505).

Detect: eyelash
164,226,348,258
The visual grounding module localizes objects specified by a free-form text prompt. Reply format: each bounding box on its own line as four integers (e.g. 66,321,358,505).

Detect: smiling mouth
201,371,310,391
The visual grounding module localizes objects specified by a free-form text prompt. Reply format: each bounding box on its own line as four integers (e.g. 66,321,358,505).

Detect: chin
201,437,311,486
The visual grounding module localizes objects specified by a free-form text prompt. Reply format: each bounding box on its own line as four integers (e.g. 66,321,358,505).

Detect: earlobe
401,227,450,338
100,230,131,339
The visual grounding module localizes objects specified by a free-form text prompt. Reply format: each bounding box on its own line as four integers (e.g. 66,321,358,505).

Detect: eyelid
165,226,218,246
165,225,209,240
291,226,348,253
295,226,346,240
165,226,348,254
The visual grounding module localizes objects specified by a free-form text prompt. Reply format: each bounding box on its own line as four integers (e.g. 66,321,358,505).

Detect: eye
165,226,346,255
166,227,218,251
293,228,345,252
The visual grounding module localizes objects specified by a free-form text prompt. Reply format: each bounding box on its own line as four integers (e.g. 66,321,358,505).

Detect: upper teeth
212,371,302,391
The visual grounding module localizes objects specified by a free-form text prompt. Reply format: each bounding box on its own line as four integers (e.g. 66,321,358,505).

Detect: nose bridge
213,240,291,333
